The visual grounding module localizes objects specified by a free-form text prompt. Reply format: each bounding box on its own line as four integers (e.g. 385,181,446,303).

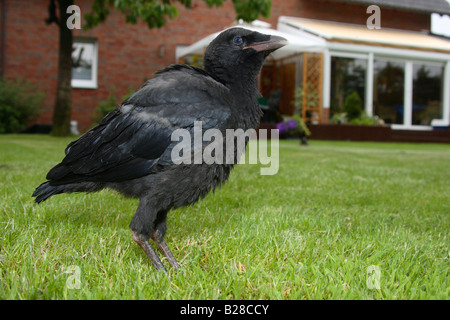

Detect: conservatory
177,17,450,132
278,17,450,130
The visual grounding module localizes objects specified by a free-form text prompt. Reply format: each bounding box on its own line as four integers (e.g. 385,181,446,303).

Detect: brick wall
268,0,430,31
2,0,59,125
2,0,431,132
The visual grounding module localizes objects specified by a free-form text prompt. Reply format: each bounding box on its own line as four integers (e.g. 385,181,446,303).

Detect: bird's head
204,27,288,86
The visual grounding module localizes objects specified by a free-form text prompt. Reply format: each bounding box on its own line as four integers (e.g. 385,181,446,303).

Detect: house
1,0,450,139
276,15,450,129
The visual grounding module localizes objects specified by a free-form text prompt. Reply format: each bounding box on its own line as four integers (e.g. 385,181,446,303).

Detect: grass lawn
0,134,449,300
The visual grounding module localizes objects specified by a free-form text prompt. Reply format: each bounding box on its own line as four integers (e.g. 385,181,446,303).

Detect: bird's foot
151,231,181,269
132,231,166,272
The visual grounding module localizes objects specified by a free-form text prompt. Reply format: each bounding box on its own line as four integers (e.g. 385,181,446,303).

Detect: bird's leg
151,210,180,269
132,231,166,272
130,197,166,271
151,229,180,269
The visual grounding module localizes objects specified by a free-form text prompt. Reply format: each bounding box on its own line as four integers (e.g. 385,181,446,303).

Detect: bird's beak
243,35,289,52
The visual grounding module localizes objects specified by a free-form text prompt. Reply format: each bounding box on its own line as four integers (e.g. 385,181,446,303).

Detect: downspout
1,0,5,78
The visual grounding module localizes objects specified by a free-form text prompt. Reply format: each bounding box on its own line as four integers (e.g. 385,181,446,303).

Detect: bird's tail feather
32,182,66,204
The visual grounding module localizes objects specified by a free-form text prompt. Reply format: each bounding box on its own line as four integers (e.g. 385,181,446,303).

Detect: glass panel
412,63,444,126
373,59,405,124
72,42,94,81
330,57,367,117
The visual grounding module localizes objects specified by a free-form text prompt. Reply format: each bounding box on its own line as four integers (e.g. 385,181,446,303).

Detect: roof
278,17,450,53
337,0,450,15
176,20,325,61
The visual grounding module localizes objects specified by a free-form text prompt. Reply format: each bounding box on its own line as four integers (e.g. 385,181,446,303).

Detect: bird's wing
46,65,233,184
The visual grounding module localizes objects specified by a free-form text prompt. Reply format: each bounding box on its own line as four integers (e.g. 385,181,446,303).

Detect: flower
276,121,289,134
276,115,311,137
286,119,298,131
277,119,299,135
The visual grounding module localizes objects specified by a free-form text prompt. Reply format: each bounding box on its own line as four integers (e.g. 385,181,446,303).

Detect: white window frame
326,43,450,130
372,56,407,127
71,38,98,89
392,59,447,130
328,51,370,117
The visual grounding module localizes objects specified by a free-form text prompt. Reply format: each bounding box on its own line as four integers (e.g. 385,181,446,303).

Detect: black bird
32,28,288,271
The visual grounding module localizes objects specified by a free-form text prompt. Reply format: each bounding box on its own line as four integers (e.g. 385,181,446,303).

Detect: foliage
0,78,44,133
277,114,311,137
343,91,363,121
330,90,380,126
277,85,315,140
293,85,320,115
179,54,204,68
330,112,346,125
349,113,382,126
276,118,298,135
84,0,272,29
92,88,133,124
230,0,272,22
92,94,117,125
330,112,383,126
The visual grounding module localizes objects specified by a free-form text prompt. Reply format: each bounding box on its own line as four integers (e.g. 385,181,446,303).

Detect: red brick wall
69,0,238,130
2,0,59,125
2,0,237,132
2,0,431,132
267,0,430,31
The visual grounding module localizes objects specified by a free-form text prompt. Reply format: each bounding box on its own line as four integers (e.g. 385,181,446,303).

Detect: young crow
33,28,287,271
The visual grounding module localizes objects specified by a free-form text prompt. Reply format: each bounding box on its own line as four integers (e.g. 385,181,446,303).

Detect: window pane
373,59,404,124
412,63,444,126
330,57,366,117
72,42,94,81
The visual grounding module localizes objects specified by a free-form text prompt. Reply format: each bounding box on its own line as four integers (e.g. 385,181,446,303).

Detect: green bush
92,93,118,124
92,87,133,124
343,91,363,121
0,78,44,133
349,113,380,126
331,111,382,126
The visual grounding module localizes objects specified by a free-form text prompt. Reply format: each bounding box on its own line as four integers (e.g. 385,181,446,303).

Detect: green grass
0,135,449,299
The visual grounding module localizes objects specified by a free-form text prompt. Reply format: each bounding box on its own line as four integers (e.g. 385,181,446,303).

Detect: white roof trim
176,20,326,61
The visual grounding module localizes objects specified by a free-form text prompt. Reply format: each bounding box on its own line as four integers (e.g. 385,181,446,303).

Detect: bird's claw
132,231,180,271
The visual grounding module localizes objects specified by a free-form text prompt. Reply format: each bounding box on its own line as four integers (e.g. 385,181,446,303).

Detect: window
412,63,444,126
72,38,98,89
325,45,450,129
330,56,367,117
373,59,405,124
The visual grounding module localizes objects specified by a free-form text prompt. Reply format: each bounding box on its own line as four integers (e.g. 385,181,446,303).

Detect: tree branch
45,0,60,26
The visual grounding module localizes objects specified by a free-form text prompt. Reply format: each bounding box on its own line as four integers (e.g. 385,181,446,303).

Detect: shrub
0,78,44,133
349,113,380,126
92,93,118,124
330,111,382,126
92,87,133,124
343,91,363,121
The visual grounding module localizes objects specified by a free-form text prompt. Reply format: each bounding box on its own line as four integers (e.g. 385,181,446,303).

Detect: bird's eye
233,37,243,45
